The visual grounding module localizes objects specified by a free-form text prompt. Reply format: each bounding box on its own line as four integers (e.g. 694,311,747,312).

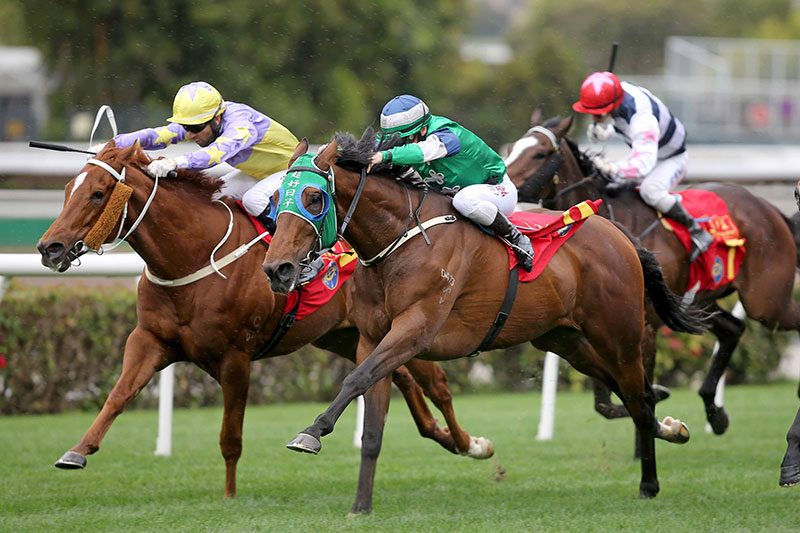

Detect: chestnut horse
504,112,800,437
36,142,493,501
262,131,707,512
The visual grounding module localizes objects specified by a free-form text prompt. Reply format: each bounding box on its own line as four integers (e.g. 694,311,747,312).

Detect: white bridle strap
89,105,117,149
529,126,560,152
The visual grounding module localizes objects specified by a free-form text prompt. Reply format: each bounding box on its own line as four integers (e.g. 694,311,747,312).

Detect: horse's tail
637,247,708,334
781,211,800,270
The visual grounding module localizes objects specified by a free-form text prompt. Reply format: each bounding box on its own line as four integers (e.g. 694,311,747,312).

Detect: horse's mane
539,116,598,178
100,144,224,198
334,128,417,182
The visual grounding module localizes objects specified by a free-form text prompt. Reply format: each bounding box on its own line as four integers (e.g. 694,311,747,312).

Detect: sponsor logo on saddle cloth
322,261,339,290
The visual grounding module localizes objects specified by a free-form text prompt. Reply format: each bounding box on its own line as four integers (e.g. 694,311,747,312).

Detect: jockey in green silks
369,95,534,271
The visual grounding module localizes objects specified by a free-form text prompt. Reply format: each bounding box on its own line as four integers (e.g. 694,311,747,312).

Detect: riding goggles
269,153,339,250
182,121,210,134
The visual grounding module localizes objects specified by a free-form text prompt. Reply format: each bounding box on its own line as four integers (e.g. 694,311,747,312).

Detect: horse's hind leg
392,364,457,453
216,351,251,499
780,405,800,487
54,327,171,470
698,305,745,434
592,325,666,421
402,358,493,458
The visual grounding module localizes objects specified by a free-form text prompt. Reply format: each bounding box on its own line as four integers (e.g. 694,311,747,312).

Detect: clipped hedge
0,283,354,415
0,283,792,415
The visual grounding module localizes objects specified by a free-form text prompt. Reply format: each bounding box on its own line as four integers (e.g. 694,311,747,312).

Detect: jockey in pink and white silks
112,81,298,229
573,71,713,262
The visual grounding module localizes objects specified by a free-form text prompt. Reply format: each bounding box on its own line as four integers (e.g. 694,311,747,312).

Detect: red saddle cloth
506,199,603,282
238,203,357,321
662,190,746,292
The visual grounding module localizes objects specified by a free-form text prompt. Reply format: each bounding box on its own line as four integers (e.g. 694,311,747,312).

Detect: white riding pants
638,152,688,212
452,174,518,225
217,169,287,217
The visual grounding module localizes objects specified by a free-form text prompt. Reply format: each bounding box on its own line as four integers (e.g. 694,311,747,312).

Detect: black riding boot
489,212,534,271
664,201,714,262
256,206,276,235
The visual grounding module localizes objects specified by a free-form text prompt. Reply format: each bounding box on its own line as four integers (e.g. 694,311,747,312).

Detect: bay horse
504,111,800,436
779,190,800,488
262,131,707,512
36,141,493,502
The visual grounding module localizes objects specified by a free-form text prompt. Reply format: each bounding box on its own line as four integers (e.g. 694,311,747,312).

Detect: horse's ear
553,115,574,138
530,107,544,127
289,138,310,167
314,139,339,171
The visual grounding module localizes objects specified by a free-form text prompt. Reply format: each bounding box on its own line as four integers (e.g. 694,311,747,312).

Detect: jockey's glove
587,122,614,143
591,155,614,178
147,157,178,178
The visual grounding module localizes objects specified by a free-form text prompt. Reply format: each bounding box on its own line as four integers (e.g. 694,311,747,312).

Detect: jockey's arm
113,123,187,150
379,128,461,165
173,121,258,171
606,113,659,180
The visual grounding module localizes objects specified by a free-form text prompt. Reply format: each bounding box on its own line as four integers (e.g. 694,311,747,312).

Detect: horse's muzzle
263,260,299,294
37,240,72,272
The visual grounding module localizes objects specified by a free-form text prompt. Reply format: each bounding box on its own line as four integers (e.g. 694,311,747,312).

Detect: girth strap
251,289,302,361
469,265,520,356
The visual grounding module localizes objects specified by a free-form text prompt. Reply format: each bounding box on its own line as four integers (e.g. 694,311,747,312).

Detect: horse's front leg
287,308,437,455
216,350,251,499
54,327,172,469
350,335,392,515
780,405,800,487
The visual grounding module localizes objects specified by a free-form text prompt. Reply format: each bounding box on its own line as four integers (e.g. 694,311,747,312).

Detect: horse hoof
638,484,659,499
54,451,87,469
286,433,321,454
652,384,671,403
708,408,730,435
779,463,800,487
462,436,494,459
659,416,690,444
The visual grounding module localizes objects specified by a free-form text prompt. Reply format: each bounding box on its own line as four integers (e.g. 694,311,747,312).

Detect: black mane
335,128,417,181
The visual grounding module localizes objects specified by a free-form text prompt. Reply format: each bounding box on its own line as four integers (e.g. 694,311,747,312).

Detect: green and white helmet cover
380,95,431,137
270,153,339,250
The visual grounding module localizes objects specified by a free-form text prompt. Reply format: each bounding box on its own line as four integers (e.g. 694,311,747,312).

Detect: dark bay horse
779,191,800,487
262,132,707,512
504,111,800,437
36,142,493,501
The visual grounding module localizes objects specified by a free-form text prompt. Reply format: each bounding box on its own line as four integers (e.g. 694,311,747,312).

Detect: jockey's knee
639,184,675,213
241,188,268,217
452,193,497,226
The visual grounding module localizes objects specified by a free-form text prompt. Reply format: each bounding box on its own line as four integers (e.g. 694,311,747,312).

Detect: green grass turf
1,384,799,532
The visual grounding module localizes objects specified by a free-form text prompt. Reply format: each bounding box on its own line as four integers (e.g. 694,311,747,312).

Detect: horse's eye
533,152,547,160
91,191,105,201
307,192,324,215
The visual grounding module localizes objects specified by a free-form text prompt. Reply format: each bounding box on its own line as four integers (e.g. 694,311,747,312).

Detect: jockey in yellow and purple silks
112,81,299,228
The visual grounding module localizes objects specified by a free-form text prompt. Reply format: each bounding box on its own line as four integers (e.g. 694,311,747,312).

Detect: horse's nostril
39,241,65,260
276,262,295,280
